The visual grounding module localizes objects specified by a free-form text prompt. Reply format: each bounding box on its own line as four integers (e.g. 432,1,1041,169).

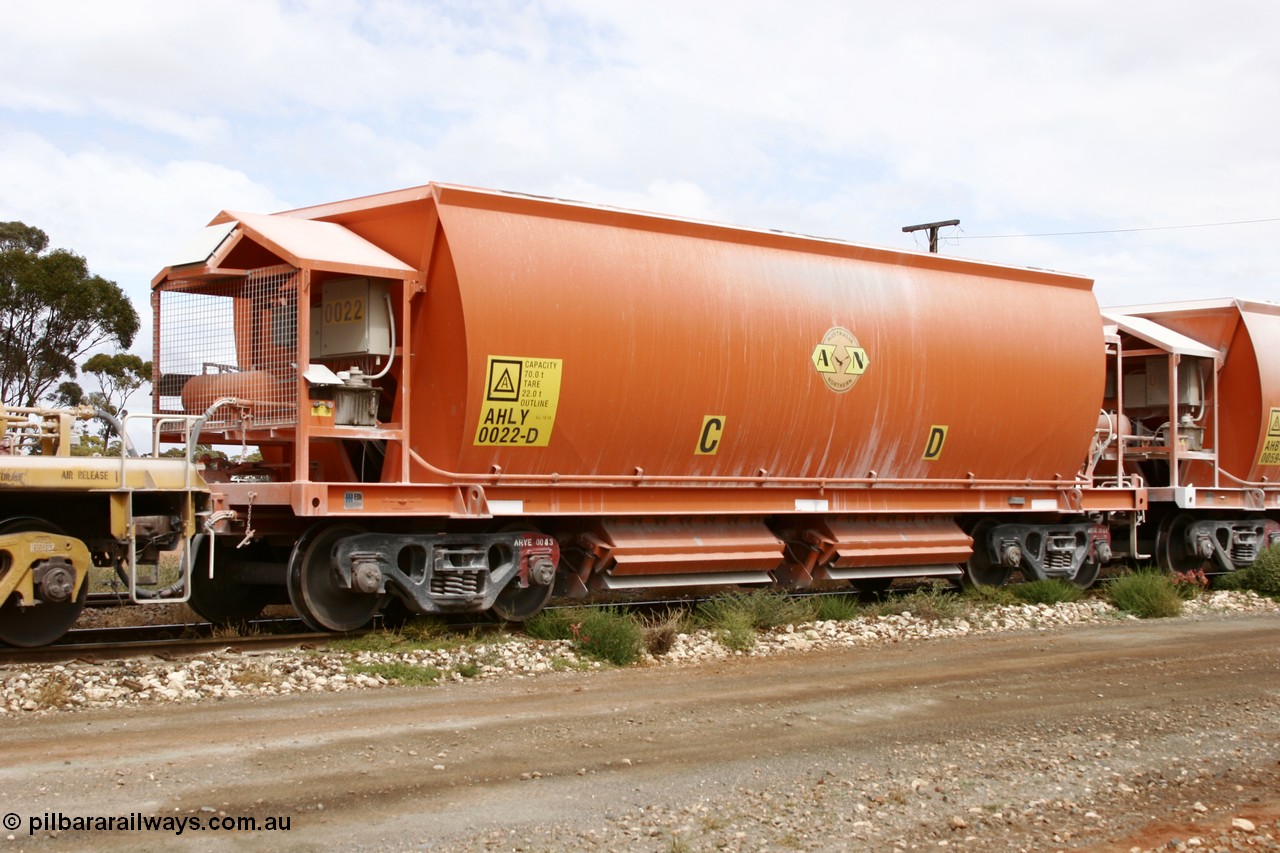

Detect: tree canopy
50,353,153,443
0,221,139,407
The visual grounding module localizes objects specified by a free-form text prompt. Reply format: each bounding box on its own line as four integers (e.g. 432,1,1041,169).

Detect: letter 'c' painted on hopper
697,416,725,455
922,425,948,461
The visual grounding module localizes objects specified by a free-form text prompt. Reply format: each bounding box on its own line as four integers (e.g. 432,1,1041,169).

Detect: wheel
0,518,89,647
287,523,381,632
491,579,553,622
1155,513,1208,574
489,523,555,622
1071,559,1101,589
963,519,1011,587
187,536,274,628
849,576,893,602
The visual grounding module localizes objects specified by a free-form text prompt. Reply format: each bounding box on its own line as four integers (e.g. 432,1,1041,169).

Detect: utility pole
902,219,960,253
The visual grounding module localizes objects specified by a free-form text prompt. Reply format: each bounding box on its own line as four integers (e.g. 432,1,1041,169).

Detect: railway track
2,583,943,666
0,618,340,666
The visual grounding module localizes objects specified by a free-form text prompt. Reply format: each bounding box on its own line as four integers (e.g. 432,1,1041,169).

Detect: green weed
1215,545,1280,598
961,583,1019,606
695,589,813,631
1104,571,1183,618
326,617,482,654
345,661,442,685
868,581,966,621
1011,578,1084,605
525,607,645,666
811,593,863,622
713,609,758,651
523,608,578,641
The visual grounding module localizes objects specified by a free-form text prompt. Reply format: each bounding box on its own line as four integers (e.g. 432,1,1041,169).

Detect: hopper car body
1,183,1277,643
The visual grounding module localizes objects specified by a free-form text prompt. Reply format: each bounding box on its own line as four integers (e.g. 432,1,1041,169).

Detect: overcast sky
3,0,1278,363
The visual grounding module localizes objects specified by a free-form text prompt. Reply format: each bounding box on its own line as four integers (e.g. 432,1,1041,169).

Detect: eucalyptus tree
0,221,138,407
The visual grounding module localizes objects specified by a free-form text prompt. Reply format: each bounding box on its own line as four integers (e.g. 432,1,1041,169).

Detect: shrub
572,608,645,666
710,608,757,651
525,607,644,666
1171,569,1209,600
1219,545,1280,597
1213,569,1244,591
1011,579,1084,606
1105,571,1183,618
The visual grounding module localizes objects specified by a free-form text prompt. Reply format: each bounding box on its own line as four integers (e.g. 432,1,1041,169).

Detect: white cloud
0,0,1276,311
0,130,287,347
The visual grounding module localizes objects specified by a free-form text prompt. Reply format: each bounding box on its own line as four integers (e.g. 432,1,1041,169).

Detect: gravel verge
3,591,1274,716
1,592,1277,852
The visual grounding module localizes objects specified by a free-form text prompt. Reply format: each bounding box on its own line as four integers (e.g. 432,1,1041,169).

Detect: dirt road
2,613,1278,852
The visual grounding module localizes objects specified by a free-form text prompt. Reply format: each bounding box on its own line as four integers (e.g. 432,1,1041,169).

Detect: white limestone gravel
2,590,1274,717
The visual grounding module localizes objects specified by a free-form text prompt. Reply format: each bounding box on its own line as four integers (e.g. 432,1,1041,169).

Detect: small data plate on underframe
344,491,364,510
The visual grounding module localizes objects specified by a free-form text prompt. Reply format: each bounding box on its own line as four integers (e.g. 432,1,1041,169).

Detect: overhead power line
955,216,1280,240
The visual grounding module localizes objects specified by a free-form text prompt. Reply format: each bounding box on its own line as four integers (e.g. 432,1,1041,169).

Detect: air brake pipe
187,397,247,464
93,409,139,457
406,448,1093,490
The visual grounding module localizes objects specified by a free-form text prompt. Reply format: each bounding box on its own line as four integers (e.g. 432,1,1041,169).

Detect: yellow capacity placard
474,356,563,447
1259,407,1280,466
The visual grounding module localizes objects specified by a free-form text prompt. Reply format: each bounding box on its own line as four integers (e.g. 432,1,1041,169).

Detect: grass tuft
523,608,577,641
398,617,454,644
640,609,688,657
327,632,403,653
696,589,813,631
326,617,483,654
1010,579,1084,605
961,583,1019,606
867,581,966,622
713,609,758,651
695,589,815,651
231,663,277,687
454,662,482,679
345,661,442,685
35,674,74,708
811,593,863,622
